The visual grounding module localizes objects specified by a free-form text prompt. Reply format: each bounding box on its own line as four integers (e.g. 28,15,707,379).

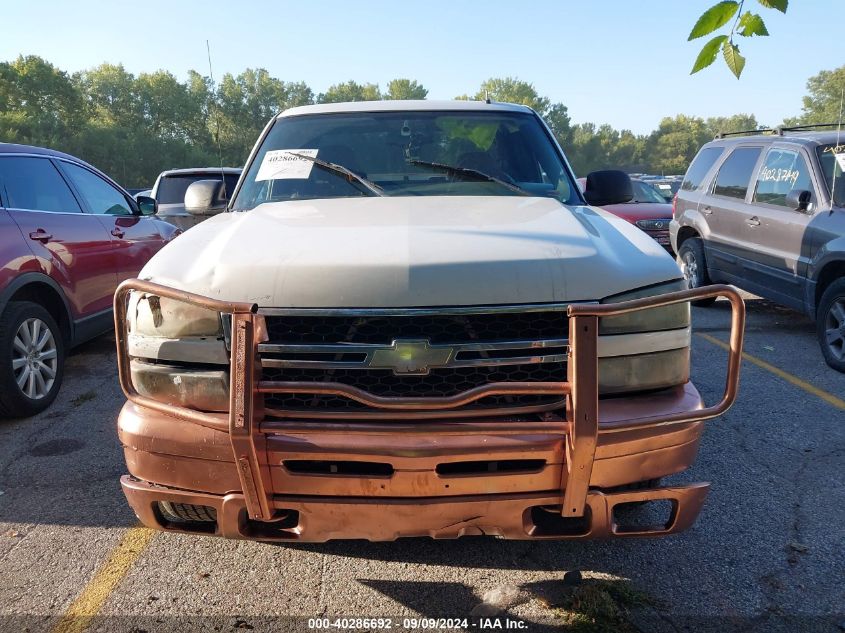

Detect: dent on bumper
119,383,709,541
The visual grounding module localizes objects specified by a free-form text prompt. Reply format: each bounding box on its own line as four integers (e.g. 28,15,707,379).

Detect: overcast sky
2,1,843,133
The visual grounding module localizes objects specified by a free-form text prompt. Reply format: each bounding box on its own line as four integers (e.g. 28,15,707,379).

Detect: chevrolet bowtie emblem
368,339,454,375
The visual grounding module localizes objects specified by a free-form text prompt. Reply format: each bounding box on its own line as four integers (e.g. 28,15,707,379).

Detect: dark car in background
579,176,674,251
671,125,845,372
151,167,241,230
0,143,178,417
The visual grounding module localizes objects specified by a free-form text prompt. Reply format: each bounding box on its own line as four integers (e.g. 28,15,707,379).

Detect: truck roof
278,100,536,118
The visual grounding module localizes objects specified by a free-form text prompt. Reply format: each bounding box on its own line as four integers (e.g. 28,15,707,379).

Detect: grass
536,578,657,633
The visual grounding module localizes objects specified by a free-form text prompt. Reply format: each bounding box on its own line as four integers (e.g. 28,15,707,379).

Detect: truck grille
264,311,568,344
258,308,570,418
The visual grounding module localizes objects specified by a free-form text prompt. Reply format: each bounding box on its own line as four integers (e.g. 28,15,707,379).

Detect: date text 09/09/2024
307,617,529,630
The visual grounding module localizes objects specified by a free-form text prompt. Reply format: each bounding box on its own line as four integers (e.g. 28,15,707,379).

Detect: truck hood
140,196,681,307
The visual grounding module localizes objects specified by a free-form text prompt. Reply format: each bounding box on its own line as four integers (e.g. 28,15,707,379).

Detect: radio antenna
832,87,844,209
206,40,227,201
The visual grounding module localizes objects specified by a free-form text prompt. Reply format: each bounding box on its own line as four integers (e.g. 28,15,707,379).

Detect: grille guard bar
114,280,745,522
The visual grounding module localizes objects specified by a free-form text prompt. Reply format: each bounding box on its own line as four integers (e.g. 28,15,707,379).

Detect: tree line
0,55,841,187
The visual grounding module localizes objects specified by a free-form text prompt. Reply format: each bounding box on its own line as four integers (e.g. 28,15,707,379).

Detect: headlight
127,290,228,364
130,360,229,411
596,279,690,395
635,218,672,231
129,292,222,338
599,348,689,394
599,279,689,335
126,291,229,411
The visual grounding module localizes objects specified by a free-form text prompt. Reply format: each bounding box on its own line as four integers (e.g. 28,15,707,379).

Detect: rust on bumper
114,280,745,542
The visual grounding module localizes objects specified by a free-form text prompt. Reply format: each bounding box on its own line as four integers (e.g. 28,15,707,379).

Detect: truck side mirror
583,170,633,206
184,179,228,216
786,189,812,212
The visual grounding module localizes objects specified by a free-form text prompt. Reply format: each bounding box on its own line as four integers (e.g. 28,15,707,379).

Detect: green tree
704,113,761,136
459,78,572,153
610,130,648,173
566,123,602,174
785,65,845,125
545,103,573,147
184,70,215,149
566,123,647,175
74,63,140,129
0,55,84,148
317,81,381,103
215,69,315,164
136,70,205,141
385,79,428,100
464,77,551,114
646,115,711,174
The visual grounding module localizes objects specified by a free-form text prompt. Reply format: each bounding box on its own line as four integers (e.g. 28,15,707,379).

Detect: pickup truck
115,101,744,542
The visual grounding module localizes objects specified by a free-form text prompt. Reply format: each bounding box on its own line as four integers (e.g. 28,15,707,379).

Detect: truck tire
817,277,845,373
158,501,217,523
0,301,65,418
677,237,717,307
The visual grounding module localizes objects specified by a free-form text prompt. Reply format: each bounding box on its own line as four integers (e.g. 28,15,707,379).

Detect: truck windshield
231,110,580,210
817,143,845,207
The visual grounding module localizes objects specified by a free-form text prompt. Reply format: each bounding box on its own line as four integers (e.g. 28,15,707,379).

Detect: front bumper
114,281,745,542
122,474,709,541
120,384,710,541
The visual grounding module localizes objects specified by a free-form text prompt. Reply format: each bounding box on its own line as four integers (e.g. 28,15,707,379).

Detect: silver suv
671,125,845,372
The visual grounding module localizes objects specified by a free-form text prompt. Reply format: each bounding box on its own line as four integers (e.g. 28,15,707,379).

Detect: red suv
0,143,178,417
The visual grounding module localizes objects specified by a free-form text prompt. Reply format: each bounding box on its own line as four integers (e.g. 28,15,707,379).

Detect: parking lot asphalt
0,294,843,633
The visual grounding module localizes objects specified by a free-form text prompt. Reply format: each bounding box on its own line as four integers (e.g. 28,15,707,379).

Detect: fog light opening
525,505,592,537
240,509,301,540
612,499,677,534
154,501,217,534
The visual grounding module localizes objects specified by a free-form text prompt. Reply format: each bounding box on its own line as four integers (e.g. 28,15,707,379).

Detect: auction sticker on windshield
256,149,318,180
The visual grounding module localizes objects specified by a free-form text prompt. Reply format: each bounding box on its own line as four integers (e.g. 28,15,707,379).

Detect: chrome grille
259,307,569,417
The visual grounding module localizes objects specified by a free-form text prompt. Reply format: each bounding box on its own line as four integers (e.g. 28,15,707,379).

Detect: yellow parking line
697,333,845,410
51,526,155,633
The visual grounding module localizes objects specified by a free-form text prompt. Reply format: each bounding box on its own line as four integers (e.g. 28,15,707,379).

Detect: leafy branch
690,0,787,79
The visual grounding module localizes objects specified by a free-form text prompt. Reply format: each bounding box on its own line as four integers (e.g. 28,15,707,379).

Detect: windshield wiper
407,159,530,196
287,152,385,197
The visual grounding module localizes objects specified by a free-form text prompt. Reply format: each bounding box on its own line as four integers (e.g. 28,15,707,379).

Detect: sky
2,1,843,134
